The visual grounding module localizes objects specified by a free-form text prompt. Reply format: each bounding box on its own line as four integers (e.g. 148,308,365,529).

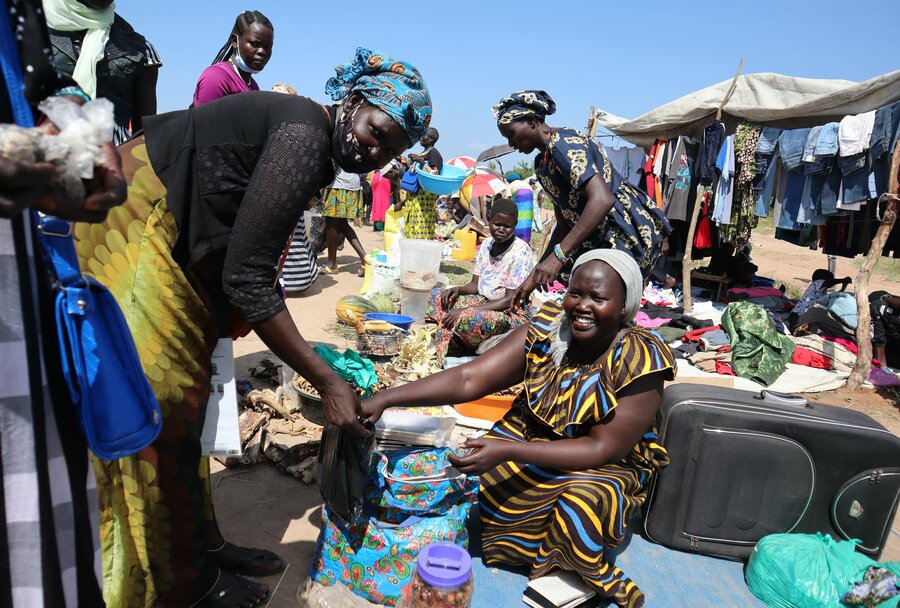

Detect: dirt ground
215,224,900,607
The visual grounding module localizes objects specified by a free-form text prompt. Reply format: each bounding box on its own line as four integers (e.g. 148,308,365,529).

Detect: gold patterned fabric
73,141,221,606
492,90,557,124
403,189,438,239
479,302,675,608
535,128,671,283
321,186,363,219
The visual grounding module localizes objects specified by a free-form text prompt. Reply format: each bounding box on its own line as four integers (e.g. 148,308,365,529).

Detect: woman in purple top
192,10,273,106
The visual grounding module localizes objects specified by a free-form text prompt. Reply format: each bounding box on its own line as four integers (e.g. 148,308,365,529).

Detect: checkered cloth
0,216,101,606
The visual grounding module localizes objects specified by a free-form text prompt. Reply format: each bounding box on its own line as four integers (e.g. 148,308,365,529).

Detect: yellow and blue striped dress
479,301,675,608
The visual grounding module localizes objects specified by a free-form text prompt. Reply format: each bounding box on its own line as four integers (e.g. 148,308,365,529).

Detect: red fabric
714,361,737,376
822,335,858,354
694,192,713,249
682,325,723,342
791,347,833,370
644,141,659,200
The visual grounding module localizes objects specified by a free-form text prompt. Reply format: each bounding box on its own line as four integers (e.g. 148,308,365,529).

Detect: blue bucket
415,164,467,195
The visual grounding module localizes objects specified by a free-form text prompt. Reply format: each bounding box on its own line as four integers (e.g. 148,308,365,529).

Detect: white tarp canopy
596,70,900,148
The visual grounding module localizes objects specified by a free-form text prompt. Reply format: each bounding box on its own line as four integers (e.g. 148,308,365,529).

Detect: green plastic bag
313,344,377,397
745,533,900,608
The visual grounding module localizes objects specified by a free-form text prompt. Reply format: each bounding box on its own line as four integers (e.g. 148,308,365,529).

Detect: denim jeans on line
779,128,811,171
869,100,900,161
756,127,782,154
815,122,840,156
755,153,777,217
777,170,807,230
818,162,843,216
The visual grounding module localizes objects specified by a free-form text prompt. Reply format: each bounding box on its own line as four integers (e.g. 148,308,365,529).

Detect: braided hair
210,10,274,65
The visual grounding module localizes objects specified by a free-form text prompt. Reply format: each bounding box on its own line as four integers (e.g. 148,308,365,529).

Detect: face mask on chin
333,103,364,169
233,35,261,75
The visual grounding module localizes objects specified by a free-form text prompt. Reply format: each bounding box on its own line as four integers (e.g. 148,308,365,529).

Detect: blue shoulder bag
399,167,420,193
0,11,161,460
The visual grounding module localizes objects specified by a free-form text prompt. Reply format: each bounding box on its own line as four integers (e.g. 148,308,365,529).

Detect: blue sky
121,0,899,169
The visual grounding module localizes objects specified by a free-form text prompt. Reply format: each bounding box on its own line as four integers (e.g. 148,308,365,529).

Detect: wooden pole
681,58,743,312
847,138,900,389
716,58,744,121
681,187,707,312
586,105,599,139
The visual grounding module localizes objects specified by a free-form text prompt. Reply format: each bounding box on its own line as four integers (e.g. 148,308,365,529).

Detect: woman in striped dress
363,249,675,608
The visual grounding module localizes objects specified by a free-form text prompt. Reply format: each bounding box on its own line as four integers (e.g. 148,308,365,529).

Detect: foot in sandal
192,571,269,608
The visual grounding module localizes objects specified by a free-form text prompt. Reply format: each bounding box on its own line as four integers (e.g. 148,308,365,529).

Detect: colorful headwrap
325,47,432,144
492,90,557,125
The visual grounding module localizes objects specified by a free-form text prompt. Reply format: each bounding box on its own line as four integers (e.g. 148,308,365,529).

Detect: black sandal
212,542,286,577
193,572,270,607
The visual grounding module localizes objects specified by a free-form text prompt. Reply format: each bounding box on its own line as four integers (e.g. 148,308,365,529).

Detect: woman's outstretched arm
449,370,666,474
361,324,529,421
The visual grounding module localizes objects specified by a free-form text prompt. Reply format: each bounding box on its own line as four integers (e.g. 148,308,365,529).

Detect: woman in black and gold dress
492,90,670,307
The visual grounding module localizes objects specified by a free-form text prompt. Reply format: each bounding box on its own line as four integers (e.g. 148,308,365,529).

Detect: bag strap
0,9,34,128
33,215,84,287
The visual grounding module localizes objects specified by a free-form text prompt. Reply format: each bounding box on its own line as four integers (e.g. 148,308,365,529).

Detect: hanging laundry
653,139,668,207
643,139,663,201
605,145,647,188
693,189,714,250
697,120,726,186
714,134,735,226
870,101,900,198
663,135,692,222
753,127,783,218
838,110,877,206
721,124,761,244
774,128,811,231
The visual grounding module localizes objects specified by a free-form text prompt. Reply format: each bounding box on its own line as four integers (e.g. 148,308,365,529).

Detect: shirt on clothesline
663,136,692,222
604,146,645,188
838,111,877,157
714,134,735,226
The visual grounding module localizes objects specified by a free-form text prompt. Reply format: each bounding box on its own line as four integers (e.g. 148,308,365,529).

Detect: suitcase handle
757,390,810,408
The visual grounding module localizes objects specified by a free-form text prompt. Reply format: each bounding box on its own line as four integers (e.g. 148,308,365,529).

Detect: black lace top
144,91,335,324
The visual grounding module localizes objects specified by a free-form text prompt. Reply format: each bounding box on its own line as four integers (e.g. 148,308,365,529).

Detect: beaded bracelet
553,244,568,264
56,86,91,104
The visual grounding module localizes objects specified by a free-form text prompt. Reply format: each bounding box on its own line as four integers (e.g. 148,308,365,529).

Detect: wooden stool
690,271,731,302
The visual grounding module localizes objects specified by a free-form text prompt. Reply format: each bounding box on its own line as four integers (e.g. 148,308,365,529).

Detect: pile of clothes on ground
637,277,900,389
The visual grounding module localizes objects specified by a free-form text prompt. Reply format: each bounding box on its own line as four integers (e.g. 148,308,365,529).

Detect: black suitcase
643,384,900,560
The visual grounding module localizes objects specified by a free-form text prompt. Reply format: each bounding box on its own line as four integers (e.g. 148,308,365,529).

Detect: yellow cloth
383,205,403,252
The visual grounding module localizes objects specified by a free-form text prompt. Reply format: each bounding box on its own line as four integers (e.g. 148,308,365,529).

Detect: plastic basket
415,164,467,195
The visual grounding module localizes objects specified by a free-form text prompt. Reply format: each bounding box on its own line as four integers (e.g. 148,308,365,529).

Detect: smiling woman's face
562,260,627,343
333,97,411,173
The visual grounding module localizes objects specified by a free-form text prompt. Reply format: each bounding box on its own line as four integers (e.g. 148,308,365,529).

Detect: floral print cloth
311,448,477,606
474,236,536,300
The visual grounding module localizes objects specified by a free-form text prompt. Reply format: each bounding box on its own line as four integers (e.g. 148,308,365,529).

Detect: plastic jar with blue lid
403,542,473,608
